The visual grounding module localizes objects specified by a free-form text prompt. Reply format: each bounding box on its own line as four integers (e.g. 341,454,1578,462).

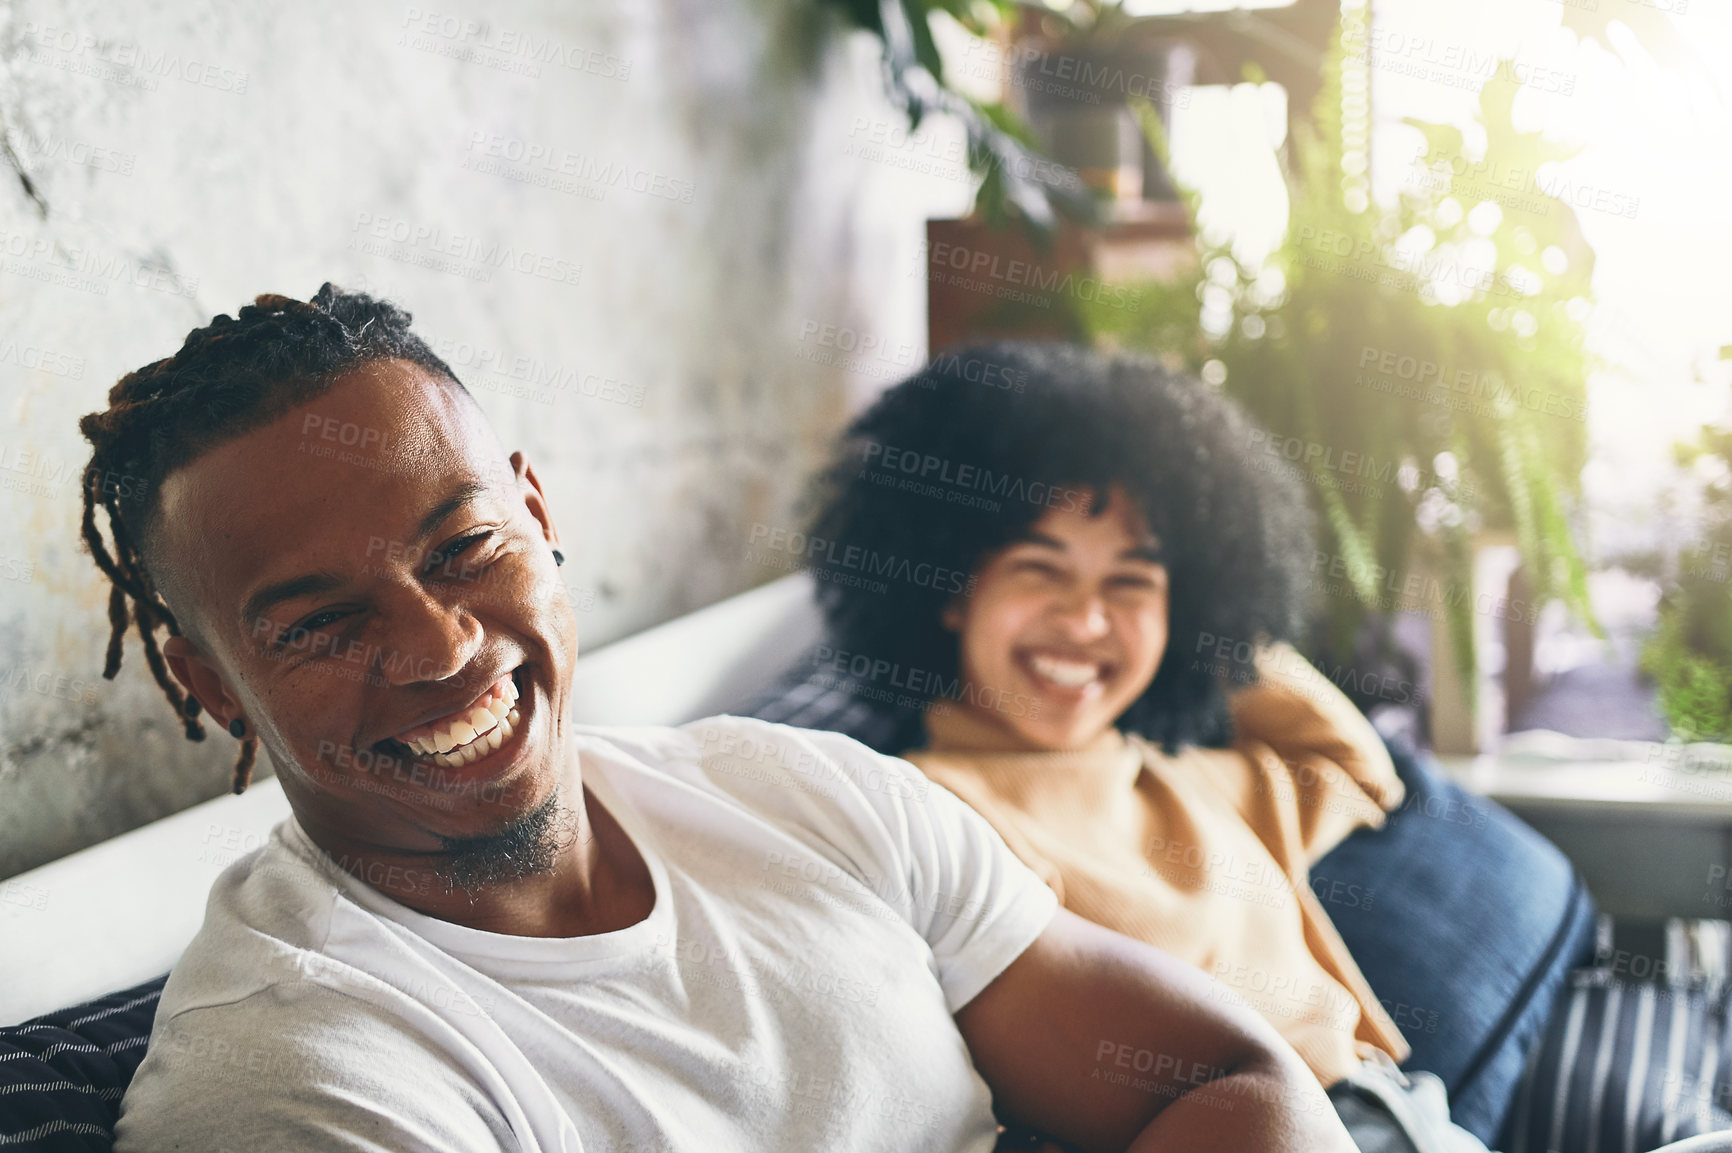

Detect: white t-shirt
114,716,1059,1153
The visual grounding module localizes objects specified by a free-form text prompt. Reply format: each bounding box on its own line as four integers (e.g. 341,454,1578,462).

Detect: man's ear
161,636,243,730
510,450,561,556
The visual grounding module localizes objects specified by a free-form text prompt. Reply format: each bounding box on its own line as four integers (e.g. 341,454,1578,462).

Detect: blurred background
1,0,1729,918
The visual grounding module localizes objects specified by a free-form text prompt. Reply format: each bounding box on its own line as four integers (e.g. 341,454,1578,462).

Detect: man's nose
373,587,483,686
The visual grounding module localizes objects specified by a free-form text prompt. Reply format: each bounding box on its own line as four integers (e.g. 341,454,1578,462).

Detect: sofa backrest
0,573,821,1025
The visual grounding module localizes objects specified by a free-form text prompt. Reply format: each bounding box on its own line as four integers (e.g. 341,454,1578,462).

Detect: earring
552,548,565,567
228,718,246,739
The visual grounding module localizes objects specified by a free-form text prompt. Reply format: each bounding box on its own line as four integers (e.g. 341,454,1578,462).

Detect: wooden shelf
925,206,1196,351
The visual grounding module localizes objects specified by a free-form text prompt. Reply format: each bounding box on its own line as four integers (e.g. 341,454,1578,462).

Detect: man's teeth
1027,655,1101,689
403,678,522,767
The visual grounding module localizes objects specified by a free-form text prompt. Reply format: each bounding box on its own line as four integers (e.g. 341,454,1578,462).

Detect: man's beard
434,788,580,898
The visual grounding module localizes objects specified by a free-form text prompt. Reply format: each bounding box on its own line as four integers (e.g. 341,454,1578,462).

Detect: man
85,285,1353,1151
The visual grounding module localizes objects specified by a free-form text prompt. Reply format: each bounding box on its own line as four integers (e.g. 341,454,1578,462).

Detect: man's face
156,358,578,867
941,486,1169,751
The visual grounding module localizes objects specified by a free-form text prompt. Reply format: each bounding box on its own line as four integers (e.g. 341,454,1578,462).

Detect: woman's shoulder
1123,732,1266,817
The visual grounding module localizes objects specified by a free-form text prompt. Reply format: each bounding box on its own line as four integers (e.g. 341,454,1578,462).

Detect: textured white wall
0,0,969,878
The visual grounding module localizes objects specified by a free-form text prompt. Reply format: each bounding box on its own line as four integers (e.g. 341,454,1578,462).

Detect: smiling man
84,286,1353,1152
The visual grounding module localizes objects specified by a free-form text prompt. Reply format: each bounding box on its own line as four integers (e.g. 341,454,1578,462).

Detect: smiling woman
805,341,1318,755
800,342,1509,1149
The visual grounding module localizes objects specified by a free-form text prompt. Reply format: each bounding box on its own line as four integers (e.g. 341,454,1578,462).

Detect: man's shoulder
150,829,336,1012
118,979,510,1152
572,712,869,756
576,716,939,894
143,977,367,1074
157,822,467,1028
576,714,931,804
126,832,518,1150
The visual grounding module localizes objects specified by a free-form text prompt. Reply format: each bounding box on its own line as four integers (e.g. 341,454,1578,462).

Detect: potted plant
1075,21,1601,734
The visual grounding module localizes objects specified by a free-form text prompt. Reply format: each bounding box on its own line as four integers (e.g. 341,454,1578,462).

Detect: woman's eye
1111,570,1168,592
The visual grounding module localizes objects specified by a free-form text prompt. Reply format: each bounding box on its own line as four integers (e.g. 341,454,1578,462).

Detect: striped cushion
740,654,927,755
0,976,167,1151
1506,970,1732,1153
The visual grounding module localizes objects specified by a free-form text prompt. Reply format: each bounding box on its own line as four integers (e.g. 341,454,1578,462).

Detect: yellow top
902,644,1411,1087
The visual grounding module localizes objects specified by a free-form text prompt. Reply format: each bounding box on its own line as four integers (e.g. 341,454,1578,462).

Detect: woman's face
941,485,1170,751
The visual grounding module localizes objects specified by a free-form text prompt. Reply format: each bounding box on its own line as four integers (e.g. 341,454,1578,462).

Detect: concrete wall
0,0,969,878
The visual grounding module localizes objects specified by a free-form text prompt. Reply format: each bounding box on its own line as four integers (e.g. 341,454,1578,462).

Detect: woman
801,341,1492,1151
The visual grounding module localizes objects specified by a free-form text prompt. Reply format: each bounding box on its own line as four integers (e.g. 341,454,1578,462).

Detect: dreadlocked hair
76,282,464,794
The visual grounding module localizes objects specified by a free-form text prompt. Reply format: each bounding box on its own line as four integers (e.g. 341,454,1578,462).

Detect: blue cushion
0,976,167,1151
1312,741,1599,1145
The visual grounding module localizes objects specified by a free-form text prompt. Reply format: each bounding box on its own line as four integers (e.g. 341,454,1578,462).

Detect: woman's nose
1053,590,1110,640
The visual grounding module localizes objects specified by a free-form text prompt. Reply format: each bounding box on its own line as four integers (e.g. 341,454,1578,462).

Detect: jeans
1334,1050,1498,1153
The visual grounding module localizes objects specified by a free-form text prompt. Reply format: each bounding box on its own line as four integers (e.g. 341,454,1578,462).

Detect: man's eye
274,610,348,650
425,531,493,573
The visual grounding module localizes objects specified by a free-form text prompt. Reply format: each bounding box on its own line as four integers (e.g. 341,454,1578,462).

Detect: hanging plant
820,0,1100,229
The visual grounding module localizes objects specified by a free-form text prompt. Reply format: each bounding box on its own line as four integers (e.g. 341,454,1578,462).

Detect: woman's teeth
1027,654,1102,689
402,677,522,768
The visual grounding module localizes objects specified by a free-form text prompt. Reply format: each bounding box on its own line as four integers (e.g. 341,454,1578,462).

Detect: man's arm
955,908,1356,1153
720,722,1354,1151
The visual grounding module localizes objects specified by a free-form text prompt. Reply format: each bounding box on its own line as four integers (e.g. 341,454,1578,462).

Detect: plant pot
924,217,1093,354
1010,37,1185,204
1425,531,1525,755
924,207,1193,353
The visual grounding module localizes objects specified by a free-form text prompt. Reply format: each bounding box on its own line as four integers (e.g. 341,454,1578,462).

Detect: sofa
0,572,1713,1152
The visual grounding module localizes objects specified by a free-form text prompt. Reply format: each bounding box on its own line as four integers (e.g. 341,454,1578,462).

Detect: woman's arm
1226,642,1406,864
